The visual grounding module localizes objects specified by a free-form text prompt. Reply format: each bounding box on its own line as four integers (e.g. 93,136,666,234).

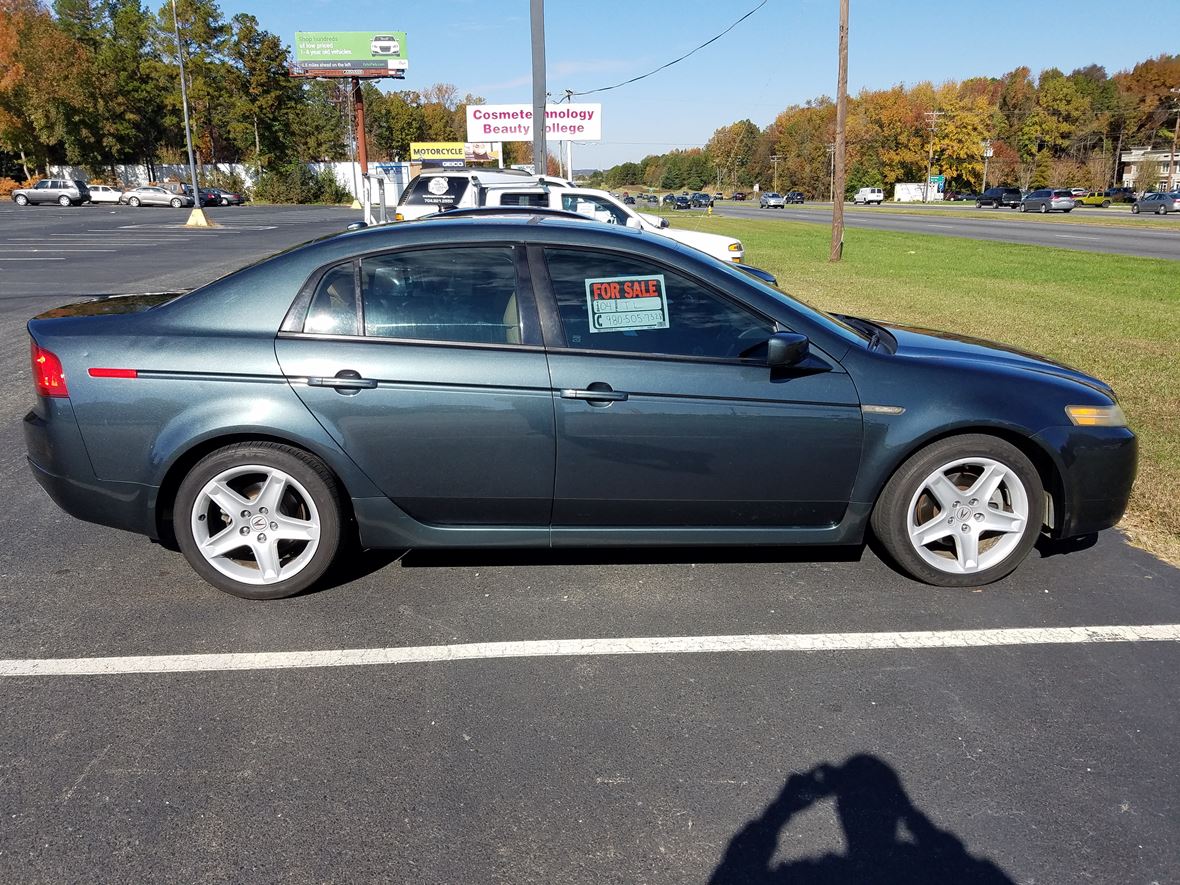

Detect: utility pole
981,138,992,192
171,0,209,227
771,154,782,192
530,0,547,176
829,0,848,262
922,110,945,202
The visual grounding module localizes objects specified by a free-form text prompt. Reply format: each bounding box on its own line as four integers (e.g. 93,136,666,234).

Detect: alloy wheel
189,464,321,586
905,457,1029,575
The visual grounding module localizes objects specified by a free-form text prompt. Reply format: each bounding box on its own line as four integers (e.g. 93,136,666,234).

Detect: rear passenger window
498,192,549,207
304,264,359,336
360,247,522,345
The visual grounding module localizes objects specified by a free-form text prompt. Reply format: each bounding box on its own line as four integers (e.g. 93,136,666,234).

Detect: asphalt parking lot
1,205,1178,884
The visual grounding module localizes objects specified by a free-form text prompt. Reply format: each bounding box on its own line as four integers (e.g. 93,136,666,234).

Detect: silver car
1019,188,1075,213
759,192,786,208
11,178,91,206
118,186,193,208
1130,192,1180,215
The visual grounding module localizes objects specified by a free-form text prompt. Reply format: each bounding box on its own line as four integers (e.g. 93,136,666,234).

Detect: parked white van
853,187,885,205
394,169,573,221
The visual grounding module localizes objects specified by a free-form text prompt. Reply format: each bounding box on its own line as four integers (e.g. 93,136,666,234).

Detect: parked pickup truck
481,185,745,263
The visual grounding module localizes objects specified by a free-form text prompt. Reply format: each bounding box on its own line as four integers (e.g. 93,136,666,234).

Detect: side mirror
625,216,642,230
766,331,810,368
346,221,368,231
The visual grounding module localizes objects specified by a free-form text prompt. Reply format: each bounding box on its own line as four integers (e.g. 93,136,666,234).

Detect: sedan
118,186,193,208
1020,188,1075,213
731,191,747,201
210,188,246,206
25,215,1135,599
1131,192,1180,214
759,192,786,208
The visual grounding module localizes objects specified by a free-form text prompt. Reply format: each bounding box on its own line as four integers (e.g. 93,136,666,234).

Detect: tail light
31,341,68,398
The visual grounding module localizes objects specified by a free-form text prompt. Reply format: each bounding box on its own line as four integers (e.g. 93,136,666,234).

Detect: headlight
728,241,742,252
1065,404,1127,427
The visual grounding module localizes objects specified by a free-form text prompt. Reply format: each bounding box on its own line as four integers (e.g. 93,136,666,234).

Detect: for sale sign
585,275,669,333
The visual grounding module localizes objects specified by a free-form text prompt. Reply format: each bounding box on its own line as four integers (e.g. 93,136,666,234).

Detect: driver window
543,248,774,359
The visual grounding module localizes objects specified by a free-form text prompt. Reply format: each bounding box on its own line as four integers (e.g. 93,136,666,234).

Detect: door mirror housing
625,216,642,230
766,331,810,368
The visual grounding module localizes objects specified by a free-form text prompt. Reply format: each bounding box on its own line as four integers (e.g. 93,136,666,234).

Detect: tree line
0,0,525,195
593,56,1180,198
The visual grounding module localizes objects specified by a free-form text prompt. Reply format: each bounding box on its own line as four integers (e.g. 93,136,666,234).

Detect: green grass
671,215,1180,563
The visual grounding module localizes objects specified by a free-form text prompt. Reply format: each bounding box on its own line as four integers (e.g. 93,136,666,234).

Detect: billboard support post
530,0,546,174
352,76,370,222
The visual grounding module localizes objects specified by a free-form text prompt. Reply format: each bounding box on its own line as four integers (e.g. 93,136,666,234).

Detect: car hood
880,321,1114,396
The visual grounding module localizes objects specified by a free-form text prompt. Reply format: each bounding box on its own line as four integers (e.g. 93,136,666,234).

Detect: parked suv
785,191,805,204
975,187,1022,208
395,169,572,221
853,187,884,205
11,179,90,206
1020,188,1075,213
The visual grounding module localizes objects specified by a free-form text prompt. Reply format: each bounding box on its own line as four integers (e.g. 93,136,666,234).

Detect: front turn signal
1065,404,1127,427
728,241,742,252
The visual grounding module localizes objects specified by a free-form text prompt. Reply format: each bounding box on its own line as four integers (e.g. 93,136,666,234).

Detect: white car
853,187,884,205
394,169,574,222
485,185,745,264
370,35,400,56
86,184,124,204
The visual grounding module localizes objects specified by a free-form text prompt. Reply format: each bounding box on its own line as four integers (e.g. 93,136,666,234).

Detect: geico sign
466,103,602,142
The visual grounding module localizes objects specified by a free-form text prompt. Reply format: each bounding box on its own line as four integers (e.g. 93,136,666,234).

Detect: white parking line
3,624,1177,678
0,257,66,261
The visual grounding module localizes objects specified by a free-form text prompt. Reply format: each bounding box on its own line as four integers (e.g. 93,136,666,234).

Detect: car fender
657,226,742,262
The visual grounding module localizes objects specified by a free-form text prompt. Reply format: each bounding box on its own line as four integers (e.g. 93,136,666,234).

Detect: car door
534,245,863,528
276,243,555,526
29,180,53,204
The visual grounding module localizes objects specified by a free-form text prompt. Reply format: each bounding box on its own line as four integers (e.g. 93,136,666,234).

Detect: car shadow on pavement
397,545,865,569
709,754,1016,885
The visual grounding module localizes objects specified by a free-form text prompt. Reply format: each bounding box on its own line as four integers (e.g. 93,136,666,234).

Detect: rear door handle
308,370,378,391
561,387,628,402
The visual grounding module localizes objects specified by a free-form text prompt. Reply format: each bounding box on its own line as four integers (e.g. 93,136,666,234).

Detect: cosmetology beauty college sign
466,104,602,142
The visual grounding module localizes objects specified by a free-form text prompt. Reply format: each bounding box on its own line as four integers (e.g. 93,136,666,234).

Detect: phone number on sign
593,311,665,330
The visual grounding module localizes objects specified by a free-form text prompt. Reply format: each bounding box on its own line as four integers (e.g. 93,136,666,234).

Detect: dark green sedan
24,213,1136,598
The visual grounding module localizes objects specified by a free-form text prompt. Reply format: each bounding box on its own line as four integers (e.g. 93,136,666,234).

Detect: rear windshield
400,175,470,208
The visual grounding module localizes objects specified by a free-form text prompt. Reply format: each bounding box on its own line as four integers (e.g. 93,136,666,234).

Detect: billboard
294,31,408,78
466,104,602,143
410,142,503,163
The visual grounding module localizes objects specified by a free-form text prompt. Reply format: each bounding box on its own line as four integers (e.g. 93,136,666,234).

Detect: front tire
14,194,28,206
871,435,1043,587
1039,203,1048,213
1132,204,1140,214
129,196,140,207
1019,203,1027,212
174,442,343,599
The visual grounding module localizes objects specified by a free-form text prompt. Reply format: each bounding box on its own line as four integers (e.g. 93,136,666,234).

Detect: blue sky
237,0,1180,169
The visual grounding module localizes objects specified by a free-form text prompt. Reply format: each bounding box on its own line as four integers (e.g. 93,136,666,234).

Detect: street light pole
1169,87,1180,191
922,110,945,203
771,154,782,193
170,0,209,226
530,0,547,176
981,138,992,192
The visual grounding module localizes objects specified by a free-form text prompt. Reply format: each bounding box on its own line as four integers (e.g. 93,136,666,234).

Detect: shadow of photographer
709,754,1015,885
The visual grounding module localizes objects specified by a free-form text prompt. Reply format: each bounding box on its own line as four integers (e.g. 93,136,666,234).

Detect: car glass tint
498,192,549,207
304,264,359,336
544,248,773,359
401,175,469,208
360,247,521,345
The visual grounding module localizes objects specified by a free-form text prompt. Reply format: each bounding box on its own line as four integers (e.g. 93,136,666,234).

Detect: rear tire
1039,203,1048,214
1101,200,1110,208
170,198,182,208
58,195,71,206
871,434,1043,587
174,442,343,599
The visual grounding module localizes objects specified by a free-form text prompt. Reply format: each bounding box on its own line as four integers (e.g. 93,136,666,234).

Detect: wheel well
154,433,354,548
881,427,1065,530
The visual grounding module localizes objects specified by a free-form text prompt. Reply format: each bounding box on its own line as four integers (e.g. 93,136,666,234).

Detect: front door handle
308,370,378,392
561,386,628,403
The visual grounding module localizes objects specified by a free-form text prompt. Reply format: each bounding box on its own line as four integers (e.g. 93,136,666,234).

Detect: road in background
1,205,1177,883
712,202,1180,260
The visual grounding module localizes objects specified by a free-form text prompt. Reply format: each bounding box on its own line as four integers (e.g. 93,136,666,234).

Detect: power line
568,1,768,98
